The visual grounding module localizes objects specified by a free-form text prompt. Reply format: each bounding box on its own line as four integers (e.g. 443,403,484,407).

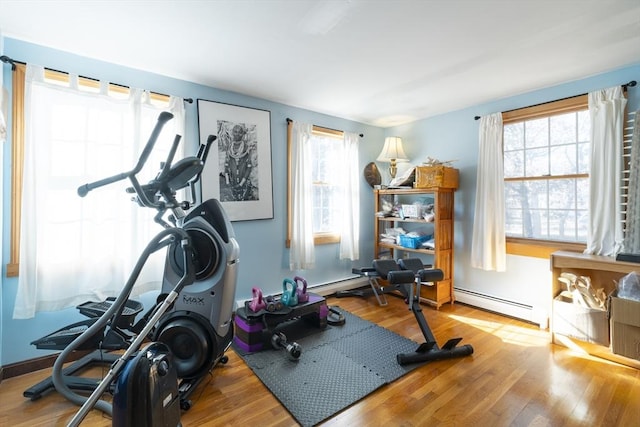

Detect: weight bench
373,258,474,365
336,265,402,306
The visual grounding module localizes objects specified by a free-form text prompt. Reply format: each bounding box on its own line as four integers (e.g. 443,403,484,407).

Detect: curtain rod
0,54,193,103
473,80,637,120
1,54,17,70
286,117,364,138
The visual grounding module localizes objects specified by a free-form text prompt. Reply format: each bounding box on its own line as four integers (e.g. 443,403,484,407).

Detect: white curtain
471,112,506,271
1,34,4,279
339,131,360,260
622,110,640,253
14,64,185,319
289,121,315,270
0,30,6,142
584,86,627,256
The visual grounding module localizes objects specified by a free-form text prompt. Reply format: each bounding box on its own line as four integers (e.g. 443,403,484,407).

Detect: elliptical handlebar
77,111,174,198
200,134,216,164
77,171,130,198
156,134,183,182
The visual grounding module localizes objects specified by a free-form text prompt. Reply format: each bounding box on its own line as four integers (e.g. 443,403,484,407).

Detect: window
286,120,360,269
503,95,589,256
9,63,186,318
7,64,176,278
287,125,345,245
309,127,344,242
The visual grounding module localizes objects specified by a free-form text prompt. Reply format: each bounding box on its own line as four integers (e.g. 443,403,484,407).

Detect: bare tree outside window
504,108,590,244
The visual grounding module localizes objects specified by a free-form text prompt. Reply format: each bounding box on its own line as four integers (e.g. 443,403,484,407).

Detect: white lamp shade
377,136,408,162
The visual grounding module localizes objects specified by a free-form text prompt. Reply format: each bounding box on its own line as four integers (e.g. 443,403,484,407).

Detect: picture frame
197,99,273,221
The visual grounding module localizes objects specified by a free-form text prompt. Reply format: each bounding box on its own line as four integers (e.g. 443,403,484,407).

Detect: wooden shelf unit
374,187,455,308
550,250,640,369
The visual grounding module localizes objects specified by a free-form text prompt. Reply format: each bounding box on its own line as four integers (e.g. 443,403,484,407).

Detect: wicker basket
415,166,459,189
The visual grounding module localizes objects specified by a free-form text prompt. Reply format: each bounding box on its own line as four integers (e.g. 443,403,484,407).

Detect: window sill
314,233,340,245
285,233,340,248
506,238,586,259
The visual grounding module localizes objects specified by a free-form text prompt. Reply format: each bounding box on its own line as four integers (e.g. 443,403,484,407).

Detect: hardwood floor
1,294,639,426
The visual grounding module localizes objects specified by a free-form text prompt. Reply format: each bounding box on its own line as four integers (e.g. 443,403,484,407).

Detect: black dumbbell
265,295,284,312
271,332,301,360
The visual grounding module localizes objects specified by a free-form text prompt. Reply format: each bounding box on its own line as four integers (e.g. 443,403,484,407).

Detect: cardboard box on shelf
610,294,640,360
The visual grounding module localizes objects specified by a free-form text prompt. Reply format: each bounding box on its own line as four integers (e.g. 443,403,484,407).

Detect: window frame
6,64,170,277
286,122,343,248
502,94,589,258
6,64,26,277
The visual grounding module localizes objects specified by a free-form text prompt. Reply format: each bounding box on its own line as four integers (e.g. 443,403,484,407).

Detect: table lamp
377,136,408,180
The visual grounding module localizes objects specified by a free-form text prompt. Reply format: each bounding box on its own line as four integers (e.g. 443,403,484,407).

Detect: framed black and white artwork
197,99,273,221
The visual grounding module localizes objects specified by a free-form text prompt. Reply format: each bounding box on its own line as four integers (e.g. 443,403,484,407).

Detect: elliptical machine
49,111,239,426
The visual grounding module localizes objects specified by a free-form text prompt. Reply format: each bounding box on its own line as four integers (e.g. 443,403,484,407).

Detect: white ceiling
1,0,639,127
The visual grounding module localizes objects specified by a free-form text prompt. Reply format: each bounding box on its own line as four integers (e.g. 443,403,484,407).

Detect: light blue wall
387,63,640,318
2,36,638,366
0,38,382,365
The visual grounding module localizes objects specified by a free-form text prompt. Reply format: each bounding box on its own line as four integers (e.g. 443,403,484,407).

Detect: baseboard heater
454,287,535,324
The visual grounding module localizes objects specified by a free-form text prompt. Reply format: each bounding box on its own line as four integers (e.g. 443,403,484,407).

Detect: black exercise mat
233,307,426,427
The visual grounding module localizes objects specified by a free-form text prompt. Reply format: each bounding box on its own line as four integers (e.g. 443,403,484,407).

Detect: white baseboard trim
455,287,536,324
235,276,368,310
311,276,369,296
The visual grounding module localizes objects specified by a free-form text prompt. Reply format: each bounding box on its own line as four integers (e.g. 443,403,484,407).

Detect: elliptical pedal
77,297,143,329
30,318,104,351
